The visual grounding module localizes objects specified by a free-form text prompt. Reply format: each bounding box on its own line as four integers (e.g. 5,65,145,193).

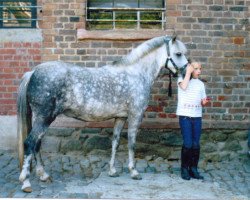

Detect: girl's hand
179,64,194,90
201,97,210,106
186,64,194,75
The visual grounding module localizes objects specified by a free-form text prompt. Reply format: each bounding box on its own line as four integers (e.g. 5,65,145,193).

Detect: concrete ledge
0,29,42,42
77,29,168,41
0,115,17,150
0,115,248,150
51,117,180,129
51,116,249,130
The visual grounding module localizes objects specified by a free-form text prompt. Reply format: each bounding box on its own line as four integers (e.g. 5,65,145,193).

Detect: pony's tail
17,71,34,170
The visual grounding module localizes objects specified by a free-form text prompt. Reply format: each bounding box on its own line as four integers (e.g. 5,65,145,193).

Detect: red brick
28,49,41,54
212,102,222,107
0,87,7,92
4,55,14,60
0,99,16,104
23,43,32,48
13,55,22,60
3,68,13,73
218,96,226,101
4,42,13,48
7,86,17,92
0,49,16,54
33,55,42,61
0,61,9,67
158,113,167,118
229,108,248,113
13,68,23,73
233,37,244,45
168,11,181,17
13,42,22,48
146,106,163,112
3,93,12,98
168,0,181,4
33,43,42,48
168,114,177,118
0,74,16,79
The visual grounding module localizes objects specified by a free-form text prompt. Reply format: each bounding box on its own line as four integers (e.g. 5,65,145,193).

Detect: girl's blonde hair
190,60,207,82
190,60,201,68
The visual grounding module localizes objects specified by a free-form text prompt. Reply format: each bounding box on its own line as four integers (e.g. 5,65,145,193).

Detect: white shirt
176,77,206,117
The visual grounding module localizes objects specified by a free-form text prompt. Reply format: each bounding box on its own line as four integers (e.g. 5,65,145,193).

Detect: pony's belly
63,109,128,122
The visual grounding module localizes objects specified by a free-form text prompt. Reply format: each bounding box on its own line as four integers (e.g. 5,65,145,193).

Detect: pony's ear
172,33,177,42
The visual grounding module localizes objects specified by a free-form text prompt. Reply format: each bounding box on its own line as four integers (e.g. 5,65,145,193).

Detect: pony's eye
176,52,182,57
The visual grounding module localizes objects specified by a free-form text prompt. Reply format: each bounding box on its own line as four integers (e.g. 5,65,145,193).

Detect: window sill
77,29,167,41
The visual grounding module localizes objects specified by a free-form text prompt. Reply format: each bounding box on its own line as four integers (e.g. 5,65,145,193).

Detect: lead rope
168,71,172,97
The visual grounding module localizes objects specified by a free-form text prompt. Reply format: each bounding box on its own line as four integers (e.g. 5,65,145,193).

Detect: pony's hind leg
36,152,51,182
109,118,126,177
19,119,50,192
127,117,142,180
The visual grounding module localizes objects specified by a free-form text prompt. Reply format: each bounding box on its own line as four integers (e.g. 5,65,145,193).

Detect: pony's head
164,35,188,76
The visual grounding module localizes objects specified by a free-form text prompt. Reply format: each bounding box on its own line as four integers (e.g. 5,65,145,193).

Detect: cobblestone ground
0,150,249,199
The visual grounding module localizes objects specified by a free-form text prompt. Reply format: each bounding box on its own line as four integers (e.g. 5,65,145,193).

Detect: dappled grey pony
17,35,188,192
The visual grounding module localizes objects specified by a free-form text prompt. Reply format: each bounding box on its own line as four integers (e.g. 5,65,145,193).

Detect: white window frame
86,1,166,30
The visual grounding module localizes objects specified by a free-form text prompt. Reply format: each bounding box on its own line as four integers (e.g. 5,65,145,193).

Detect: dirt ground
63,172,248,199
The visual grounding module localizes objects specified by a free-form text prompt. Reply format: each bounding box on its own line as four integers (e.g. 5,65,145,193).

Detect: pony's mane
112,36,171,66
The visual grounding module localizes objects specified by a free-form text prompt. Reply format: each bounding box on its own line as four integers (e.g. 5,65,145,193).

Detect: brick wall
0,30,42,115
0,0,249,128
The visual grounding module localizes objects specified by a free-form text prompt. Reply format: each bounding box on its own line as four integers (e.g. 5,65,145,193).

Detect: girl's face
191,63,202,79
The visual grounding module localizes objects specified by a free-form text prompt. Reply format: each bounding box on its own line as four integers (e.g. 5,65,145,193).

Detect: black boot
181,146,191,180
189,148,204,180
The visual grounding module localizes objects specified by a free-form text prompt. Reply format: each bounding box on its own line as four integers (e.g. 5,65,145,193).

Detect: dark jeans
179,116,202,149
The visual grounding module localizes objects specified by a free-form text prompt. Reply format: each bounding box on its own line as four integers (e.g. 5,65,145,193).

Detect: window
86,0,166,30
0,0,37,28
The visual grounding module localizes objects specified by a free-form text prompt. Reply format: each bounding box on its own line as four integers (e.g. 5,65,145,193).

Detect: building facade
0,0,249,149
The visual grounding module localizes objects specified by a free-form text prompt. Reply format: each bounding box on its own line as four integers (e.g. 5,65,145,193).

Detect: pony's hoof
22,186,32,193
130,169,142,180
40,173,52,182
108,171,119,177
21,179,32,193
131,174,142,180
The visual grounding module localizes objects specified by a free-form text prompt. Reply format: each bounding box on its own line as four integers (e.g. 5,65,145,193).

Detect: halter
164,38,188,96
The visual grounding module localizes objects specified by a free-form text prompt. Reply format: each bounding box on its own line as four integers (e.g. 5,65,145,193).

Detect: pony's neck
138,45,166,85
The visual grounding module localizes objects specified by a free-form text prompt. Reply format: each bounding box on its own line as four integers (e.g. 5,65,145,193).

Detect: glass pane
140,0,164,8
140,21,161,29
116,11,136,20
88,0,112,8
89,10,112,20
114,0,138,8
87,10,112,30
140,11,162,21
116,21,137,29
2,2,32,27
140,11,162,29
87,21,113,30
115,11,137,29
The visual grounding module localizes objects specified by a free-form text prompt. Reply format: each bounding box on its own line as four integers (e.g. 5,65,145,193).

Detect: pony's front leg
127,119,142,180
36,152,51,182
109,118,126,177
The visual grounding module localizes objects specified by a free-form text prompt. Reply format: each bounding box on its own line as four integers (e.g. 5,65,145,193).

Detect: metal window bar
86,7,166,30
0,3,41,28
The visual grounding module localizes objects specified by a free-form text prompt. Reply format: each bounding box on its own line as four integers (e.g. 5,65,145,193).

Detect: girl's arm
179,64,194,90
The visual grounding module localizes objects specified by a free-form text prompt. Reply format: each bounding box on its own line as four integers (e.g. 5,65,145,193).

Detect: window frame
86,0,166,30
0,0,38,28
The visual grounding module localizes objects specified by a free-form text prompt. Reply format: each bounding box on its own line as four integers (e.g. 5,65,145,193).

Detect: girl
176,61,210,180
